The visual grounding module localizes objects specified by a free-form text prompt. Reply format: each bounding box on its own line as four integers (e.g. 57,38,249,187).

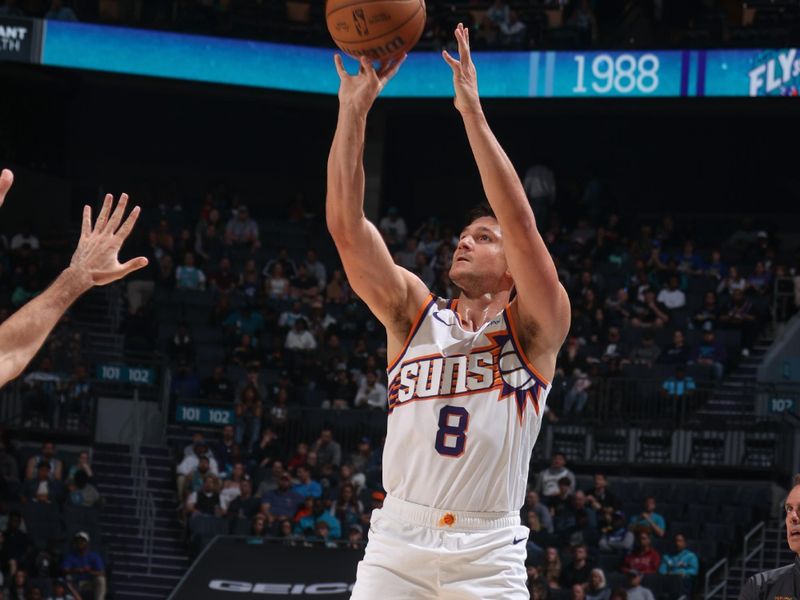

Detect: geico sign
209,580,355,594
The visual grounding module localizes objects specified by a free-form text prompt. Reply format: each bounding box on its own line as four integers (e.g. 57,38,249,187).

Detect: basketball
326,0,426,63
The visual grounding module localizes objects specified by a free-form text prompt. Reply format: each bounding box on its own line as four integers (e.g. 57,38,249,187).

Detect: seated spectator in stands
262,472,303,520
303,249,327,289
208,257,236,293
289,264,319,302
202,367,234,404
255,460,285,497
348,437,373,477
571,583,586,600
624,570,655,600
51,579,79,600
175,252,205,291
308,519,337,548
585,473,619,512
44,0,77,21
237,258,261,299
23,462,64,504
346,523,364,549
293,466,322,499
555,490,597,545
177,441,218,494
67,451,93,482
250,427,280,473
628,331,660,368
219,462,246,510
719,289,758,355
541,545,562,584
285,318,316,352
630,290,668,329
563,368,592,416
183,455,214,497
168,323,195,364
703,249,727,280
657,275,686,311
296,498,341,539
264,262,290,301
225,205,259,250
658,532,698,596
10,569,29,600
660,366,696,409
525,510,559,559
561,544,593,588
22,360,63,429
171,362,200,399
227,478,260,519
605,289,634,328
186,474,222,518
586,569,611,600
183,433,211,459
689,327,727,381
536,453,576,504
313,429,342,469
660,330,689,365
235,367,269,406
628,497,665,538
67,470,99,508
747,261,771,296
62,532,106,600
63,365,93,429
622,532,661,574
717,265,746,296
378,207,407,242
329,483,363,533
557,336,588,378
692,291,720,329
499,10,526,47
354,371,387,410
599,507,634,553
224,304,265,339
599,326,629,363
234,386,263,450
231,333,259,366
325,270,349,305
522,490,554,534
249,513,268,538
25,442,62,481
287,443,309,472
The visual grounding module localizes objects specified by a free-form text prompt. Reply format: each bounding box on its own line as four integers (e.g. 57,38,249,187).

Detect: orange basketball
326,0,426,63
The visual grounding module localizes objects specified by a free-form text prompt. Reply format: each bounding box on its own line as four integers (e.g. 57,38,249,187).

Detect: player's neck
455,290,510,332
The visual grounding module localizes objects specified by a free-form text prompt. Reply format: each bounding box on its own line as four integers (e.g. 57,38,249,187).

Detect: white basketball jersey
383,295,551,514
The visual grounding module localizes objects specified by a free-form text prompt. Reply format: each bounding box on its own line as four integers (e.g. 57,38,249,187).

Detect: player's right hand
0,169,14,208
333,54,406,115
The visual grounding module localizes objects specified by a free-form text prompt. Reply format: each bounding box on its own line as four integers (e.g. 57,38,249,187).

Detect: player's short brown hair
464,203,496,227
793,474,800,488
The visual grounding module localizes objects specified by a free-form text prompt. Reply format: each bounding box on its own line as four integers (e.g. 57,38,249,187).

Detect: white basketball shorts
350,494,530,600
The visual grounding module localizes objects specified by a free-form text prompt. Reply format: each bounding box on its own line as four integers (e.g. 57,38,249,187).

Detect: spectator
692,291,720,329
689,327,727,381
176,442,219,494
264,248,297,280
717,265,746,296
25,442,62,481
522,490,554,534
346,523,364,549
208,257,236,293
658,532,698,596
555,490,597,545
255,460,285,496
704,249,727,280
354,371,387,410
542,546,562,586
605,289,634,328
303,249,327,288
660,330,689,365
214,425,237,473
598,326,628,363
186,474,222,517
168,324,195,364
183,455,215,497
656,275,686,310
227,478,260,519
536,453,576,502
348,437,373,476
485,0,510,29
329,483,363,533
293,466,322,499
66,451,93,482
9,570,29,600
171,362,201,399
660,365,696,409
250,427,280,475
295,498,341,539
202,366,234,403
622,532,661,574
585,473,619,512
624,570,655,600
234,367,269,406
22,361,63,429
675,240,702,274
261,472,303,520
289,264,319,302
567,0,598,43
223,304,265,339
325,270,349,305
378,207,407,242
285,318,317,351
719,289,758,355
628,497,665,538
310,519,338,548
225,205,259,249
312,429,342,468
610,590,627,600
234,386,263,450
628,331,661,367
630,290,668,329
264,262,290,301
238,258,261,299
746,261,771,295
61,532,106,600
587,568,611,600
63,365,93,429
571,583,586,600
183,433,211,459
219,462,246,509
23,462,63,504
67,470,100,508
561,544,593,588
599,507,634,552
175,252,206,291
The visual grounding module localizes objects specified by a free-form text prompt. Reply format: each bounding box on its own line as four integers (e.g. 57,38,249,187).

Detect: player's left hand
442,23,482,115
0,169,14,208
69,193,149,288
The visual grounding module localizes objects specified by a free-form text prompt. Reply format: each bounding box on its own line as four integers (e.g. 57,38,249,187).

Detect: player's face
785,486,800,552
449,217,510,292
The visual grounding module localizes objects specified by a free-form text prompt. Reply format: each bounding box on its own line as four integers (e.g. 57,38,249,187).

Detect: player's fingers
117,257,149,278
359,56,374,76
114,205,141,242
0,169,13,207
334,54,348,79
95,194,113,232
378,53,406,82
81,205,92,239
442,50,460,71
455,24,470,64
105,193,128,234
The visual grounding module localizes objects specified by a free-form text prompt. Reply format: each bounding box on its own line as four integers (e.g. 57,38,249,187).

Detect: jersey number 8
435,405,470,457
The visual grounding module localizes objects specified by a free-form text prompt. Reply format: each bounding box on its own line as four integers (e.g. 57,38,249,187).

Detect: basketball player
0,169,147,387
328,24,570,599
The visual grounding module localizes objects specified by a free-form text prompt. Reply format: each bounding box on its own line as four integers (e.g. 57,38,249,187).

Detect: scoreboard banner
0,16,43,63
5,19,799,98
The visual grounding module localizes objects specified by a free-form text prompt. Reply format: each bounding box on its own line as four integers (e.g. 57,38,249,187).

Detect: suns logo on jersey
388,329,547,423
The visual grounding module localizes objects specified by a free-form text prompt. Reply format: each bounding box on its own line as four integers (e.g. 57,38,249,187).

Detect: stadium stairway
726,523,791,598
93,443,188,599
699,334,774,420
72,284,127,363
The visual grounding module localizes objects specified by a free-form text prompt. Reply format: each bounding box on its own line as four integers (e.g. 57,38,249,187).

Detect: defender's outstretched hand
70,193,148,288
333,54,406,116
0,169,13,208
442,23,482,115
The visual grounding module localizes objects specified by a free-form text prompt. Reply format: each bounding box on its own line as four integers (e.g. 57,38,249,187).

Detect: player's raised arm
0,169,13,208
442,25,570,356
326,54,429,334
0,193,148,387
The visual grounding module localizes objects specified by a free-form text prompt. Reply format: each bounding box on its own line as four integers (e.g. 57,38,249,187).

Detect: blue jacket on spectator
293,481,322,499
659,549,699,576
295,512,341,539
62,551,105,582
262,488,303,519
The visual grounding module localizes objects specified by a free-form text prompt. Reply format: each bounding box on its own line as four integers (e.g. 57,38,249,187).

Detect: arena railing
740,521,766,588
704,557,729,600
